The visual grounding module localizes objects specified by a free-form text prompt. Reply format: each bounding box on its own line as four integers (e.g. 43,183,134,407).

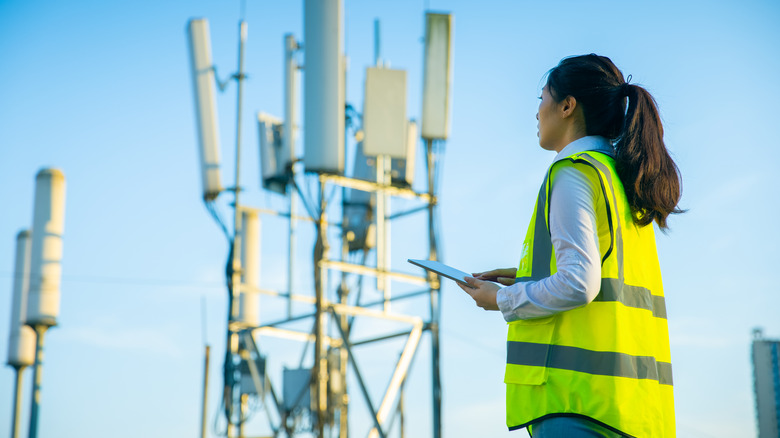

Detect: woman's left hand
457,277,500,311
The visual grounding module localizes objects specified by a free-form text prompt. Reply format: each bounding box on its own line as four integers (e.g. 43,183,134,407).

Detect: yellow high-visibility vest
506,151,675,437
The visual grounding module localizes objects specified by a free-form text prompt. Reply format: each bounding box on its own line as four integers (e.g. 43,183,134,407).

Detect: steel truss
220,139,442,438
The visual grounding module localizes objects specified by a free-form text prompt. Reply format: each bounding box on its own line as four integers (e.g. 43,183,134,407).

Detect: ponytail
546,54,683,230
616,85,683,229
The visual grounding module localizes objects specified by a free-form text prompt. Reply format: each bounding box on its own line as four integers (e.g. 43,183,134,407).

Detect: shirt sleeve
496,164,603,321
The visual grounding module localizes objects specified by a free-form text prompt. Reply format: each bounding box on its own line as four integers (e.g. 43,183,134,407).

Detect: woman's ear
560,95,578,118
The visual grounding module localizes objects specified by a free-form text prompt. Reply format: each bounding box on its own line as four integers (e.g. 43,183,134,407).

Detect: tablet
408,259,476,289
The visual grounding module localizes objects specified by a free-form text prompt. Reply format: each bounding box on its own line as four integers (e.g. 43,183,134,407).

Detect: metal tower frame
193,8,449,438
215,138,443,437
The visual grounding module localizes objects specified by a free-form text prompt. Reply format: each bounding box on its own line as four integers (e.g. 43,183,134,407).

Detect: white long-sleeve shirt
496,136,616,322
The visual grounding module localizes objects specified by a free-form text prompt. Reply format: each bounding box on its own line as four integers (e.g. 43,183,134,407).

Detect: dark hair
546,54,683,229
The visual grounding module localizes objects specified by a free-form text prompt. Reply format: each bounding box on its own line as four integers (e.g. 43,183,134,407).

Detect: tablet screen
408,259,476,289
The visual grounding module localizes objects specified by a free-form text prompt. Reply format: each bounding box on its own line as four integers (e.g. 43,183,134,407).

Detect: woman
458,54,682,437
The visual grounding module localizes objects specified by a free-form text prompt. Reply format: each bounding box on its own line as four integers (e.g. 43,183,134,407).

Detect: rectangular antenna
363,67,407,158
257,112,287,195
187,18,223,200
421,13,453,140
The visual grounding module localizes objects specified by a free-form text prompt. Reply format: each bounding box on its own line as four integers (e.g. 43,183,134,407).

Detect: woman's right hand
472,267,517,286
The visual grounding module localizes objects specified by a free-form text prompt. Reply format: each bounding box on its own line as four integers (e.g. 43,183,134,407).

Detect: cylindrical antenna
187,18,223,201
8,229,35,438
7,229,35,367
303,0,344,174
26,168,66,328
26,167,66,438
238,209,260,327
283,34,298,172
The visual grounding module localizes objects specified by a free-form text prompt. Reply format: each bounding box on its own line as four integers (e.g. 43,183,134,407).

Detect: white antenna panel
303,0,344,174
257,112,287,195
363,67,407,158
421,13,453,140
239,210,260,327
187,18,223,200
26,168,66,328
7,230,35,367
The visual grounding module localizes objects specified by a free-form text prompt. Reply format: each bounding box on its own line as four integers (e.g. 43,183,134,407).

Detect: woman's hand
473,267,517,286
458,277,501,311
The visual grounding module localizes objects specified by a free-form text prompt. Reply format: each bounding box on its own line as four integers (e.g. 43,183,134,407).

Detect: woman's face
536,85,565,152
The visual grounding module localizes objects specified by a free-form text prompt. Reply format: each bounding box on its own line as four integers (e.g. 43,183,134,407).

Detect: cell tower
186,2,453,437
4,169,67,438
6,230,34,438
751,328,780,438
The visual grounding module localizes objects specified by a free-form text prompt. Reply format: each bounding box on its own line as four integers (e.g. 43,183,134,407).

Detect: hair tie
620,75,633,98
620,83,632,97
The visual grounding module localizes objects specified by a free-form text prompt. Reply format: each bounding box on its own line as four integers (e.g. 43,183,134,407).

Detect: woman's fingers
473,268,501,279
459,277,499,311
473,267,517,281
463,276,481,289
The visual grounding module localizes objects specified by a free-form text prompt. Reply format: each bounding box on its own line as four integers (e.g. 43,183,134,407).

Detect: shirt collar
552,136,615,163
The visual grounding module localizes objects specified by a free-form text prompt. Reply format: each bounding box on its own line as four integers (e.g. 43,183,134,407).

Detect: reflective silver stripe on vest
577,153,624,280
507,341,673,386
596,278,668,319
576,153,668,320
531,172,553,280
514,277,668,319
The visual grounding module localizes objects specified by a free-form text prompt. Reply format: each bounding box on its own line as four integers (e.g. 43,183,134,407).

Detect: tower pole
288,182,297,319
10,366,26,438
201,345,210,438
314,175,330,437
426,138,442,438
27,326,47,438
226,19,248,437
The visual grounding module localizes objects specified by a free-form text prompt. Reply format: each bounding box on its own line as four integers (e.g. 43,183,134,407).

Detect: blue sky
1,0,779,437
